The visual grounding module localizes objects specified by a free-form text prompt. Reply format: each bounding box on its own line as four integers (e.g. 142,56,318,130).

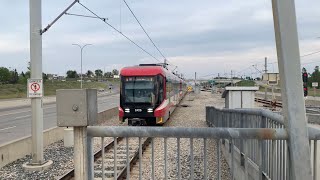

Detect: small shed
222,86,259,109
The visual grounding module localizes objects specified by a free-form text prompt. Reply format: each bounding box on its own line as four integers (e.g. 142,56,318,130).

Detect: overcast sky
0,0,319,79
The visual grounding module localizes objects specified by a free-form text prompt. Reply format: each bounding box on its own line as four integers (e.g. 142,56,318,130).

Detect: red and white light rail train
119,64,187,126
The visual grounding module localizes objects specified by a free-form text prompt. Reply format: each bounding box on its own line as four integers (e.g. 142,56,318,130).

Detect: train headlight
147,108,153,113
125,108,130,113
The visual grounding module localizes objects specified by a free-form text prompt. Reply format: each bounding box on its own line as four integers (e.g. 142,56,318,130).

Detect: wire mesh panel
84,126,287,180
206,106,320,180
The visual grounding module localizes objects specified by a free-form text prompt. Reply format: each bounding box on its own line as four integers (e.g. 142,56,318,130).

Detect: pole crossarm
40,0,78,35
65,12,108,22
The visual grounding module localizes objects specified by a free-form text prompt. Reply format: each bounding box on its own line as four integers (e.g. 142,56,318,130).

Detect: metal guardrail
85,126,288,180
68,106,320,180
206,106,320,180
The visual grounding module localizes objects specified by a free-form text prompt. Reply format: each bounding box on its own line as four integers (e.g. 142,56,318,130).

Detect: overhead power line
77,1,161,62
122,0,167,61
300,50,320,58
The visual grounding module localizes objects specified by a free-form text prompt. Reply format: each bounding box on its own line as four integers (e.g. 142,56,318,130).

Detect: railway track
255,98,320,115
58,137,152,180
254,97,282,108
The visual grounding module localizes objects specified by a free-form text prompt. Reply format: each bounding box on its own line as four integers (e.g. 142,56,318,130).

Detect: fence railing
86,126,287,180
206,106,320,180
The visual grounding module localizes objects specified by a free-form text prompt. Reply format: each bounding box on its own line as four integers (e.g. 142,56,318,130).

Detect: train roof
120,64,185,81
120,65,166,77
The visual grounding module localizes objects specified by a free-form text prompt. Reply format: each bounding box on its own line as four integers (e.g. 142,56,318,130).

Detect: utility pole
194,72,196,85
264,57,268,74
231,70,233,86
272,1,311,179
264,57,268,99
23,0,52,170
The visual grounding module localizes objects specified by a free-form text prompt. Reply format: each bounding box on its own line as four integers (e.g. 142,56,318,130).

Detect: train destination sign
27,79,43,98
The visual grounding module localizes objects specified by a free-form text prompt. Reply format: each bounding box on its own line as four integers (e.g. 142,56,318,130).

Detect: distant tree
27,61,31,71
42,73,48,81
9,69,19,84
104,72,113,78
19,71,28,84
25,61,31,78
25,71,31,78
95,69,103,77
86,70,94,78
66,70,78,78
112,69,119,76
308,66,320,88
0,67,11,83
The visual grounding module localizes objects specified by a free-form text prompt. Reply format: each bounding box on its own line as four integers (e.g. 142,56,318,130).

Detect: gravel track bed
130,92,231,179
0,115,122,180
0,92,231,179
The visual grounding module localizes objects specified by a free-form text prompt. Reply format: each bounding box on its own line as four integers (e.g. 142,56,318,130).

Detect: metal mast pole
264,57,268,74
81,47,83,89
30,0,44,165
72,44,92,89
264,57,268,99
272,0,311,179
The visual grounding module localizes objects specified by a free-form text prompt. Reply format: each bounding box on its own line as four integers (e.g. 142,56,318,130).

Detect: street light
72,43,92,89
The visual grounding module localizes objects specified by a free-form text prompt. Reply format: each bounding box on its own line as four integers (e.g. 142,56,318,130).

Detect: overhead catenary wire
77,1,161,63
122,0,167,61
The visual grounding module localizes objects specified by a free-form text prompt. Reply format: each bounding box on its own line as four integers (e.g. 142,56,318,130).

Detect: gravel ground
0,115,121,180
130,91,231,180
0,91,231,180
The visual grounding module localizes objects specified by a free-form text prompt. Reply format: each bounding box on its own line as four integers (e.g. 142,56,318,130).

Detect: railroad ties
254,97,282,108
58,137,152,180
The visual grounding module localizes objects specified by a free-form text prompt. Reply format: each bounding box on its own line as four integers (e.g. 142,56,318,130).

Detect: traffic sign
312,82,318,87
28,79,43,98
187,86,193,92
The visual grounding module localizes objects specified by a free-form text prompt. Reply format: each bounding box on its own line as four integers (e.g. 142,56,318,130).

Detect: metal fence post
56,89,98,180
74,127,89,180
271,1,312,179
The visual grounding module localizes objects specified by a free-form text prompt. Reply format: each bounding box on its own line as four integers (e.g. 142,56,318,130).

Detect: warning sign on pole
28,79,43,98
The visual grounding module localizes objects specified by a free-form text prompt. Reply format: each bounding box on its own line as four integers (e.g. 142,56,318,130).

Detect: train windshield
123,76,155,105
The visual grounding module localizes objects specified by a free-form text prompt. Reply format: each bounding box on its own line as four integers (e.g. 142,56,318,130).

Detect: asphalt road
0,93,119,145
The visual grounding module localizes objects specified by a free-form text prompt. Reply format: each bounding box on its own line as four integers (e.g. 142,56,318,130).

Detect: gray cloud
0,0,319,78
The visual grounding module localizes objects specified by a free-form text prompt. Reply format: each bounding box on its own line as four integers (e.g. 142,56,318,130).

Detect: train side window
159,75,164,103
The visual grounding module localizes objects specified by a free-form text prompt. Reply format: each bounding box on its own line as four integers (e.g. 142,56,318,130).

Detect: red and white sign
28,79,43,98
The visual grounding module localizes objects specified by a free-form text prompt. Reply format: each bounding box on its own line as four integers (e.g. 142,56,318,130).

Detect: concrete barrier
97,107,118,125
0,106,118,169
0,127,64,169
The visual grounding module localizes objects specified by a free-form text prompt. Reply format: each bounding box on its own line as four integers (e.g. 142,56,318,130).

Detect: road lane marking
0,105,55,117
0,110,31,117
15,115,31,119
0,126,16,131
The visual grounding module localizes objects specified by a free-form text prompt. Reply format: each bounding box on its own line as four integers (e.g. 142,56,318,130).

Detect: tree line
0,62,120,84
0,62,49,84
304,66,320,88
66,69,119,78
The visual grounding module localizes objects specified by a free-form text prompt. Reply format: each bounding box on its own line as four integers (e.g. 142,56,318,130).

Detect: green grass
0,80,118,99
235,80,256,86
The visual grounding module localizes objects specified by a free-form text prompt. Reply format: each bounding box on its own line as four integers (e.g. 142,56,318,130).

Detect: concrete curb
0,91,119,112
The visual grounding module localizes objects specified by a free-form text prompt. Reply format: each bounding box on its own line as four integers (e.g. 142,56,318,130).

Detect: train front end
119,65,165,126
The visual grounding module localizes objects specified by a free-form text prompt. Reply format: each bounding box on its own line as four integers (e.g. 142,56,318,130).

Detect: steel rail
57,137,123,180
117,137,152,179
